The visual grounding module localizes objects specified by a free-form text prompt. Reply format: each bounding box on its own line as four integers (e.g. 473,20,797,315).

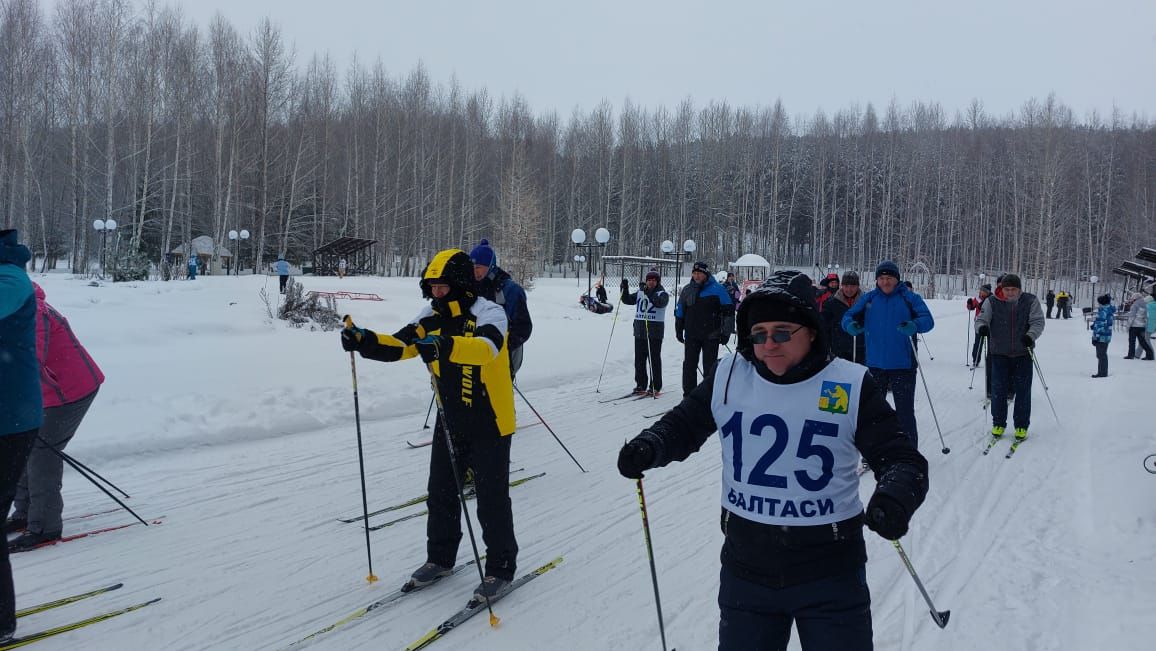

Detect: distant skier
974,274,1044,442
0,229,41,644
1045,289,1055,319
273,256,290,294
966,284,992,366
337,257,348,279
820,271,865,363
617,270,928,651
621,269,669,395
340,249,519,601
1056,291,1072,319
186,254,199,280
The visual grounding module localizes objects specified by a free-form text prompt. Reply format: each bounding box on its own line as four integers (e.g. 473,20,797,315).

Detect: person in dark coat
674,261,735,396
470,240,533,380
821,271,866,363
621,269,670,395
0,229,42,644
967,284,993,366
1045,289,1055,319
617,270,928,651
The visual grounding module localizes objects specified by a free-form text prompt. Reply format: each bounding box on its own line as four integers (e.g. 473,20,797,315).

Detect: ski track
10,275,1156,650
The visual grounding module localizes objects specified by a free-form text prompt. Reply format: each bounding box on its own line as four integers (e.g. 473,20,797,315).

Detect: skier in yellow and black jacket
340,248,518,602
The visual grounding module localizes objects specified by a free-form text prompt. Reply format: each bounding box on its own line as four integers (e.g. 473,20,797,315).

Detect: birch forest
2,0,1153,285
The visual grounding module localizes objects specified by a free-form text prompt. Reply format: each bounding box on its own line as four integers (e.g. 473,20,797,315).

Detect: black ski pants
1,429,37,637
1127,327,1154,359
634,337,663,393
682,337,719,396
718,563,872,651
1094,340,1110,376
426,419,517,581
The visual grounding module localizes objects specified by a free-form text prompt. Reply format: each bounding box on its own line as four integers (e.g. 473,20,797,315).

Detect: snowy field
8,271,1156,651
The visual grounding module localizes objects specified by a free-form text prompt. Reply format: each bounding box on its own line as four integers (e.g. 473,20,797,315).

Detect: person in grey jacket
975,274,1045,441
1123,291,1154,360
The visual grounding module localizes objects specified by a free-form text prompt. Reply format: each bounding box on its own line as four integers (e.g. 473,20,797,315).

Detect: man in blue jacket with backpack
842,260,934,448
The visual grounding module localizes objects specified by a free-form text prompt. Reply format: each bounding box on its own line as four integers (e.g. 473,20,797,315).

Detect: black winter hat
692,260,711,274
1001,274,1022,290
736,271,823,360
875,260,900,281
645,267,660,281
980,284,992,293
841,271,859,285
1097,294,1111,306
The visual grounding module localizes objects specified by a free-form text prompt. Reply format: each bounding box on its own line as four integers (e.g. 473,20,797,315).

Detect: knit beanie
468,239,496,269
1001,274,1022,290
875,260,900,281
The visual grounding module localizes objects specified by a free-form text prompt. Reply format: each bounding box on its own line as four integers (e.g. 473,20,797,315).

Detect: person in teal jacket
0,229,42,643
841,260,934,447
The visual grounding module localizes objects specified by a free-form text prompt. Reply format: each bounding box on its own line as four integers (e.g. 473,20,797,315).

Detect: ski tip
934,610,950,628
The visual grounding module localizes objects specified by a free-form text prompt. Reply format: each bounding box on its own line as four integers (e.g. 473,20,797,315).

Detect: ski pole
595,283,625,393
422,393,435,429
968,336,986,390
513,384,586,472
965,312,973,366
1028,349,1061,425
344,317,378,584
635,478,671,651
918,333,935,360
38,440,131,499
423,340,499,627
892,540,950,629
42,441,149,527
911,340,949,454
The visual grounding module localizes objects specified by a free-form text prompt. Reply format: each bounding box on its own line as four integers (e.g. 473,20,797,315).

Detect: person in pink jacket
6,283,104,552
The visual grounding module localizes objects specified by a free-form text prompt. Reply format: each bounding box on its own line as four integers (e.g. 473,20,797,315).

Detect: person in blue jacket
470,240,532,380
841,260,934,447
273,256,290,294
0,229,42,643
186,254,199,280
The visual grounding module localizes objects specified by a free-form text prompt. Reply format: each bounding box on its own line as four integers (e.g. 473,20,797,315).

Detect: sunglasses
750,325,804,344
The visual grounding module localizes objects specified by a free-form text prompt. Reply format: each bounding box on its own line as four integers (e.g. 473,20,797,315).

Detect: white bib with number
711,355,865,526
634,291,666,322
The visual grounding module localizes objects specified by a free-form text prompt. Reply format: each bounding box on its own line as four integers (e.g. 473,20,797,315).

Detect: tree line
2,0,1153,286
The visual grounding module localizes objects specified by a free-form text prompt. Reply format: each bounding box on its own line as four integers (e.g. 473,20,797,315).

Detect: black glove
966,298,975,310
415,336,453,364
977,324,990,337
341,316,371,351
719,332,730,346
617,438,656,479
620,278,629,293
864,492,911,540
676,330,685,344
1021,334,1034,348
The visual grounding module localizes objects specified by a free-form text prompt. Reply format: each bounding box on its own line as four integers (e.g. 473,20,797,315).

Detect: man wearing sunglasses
617,270,928,650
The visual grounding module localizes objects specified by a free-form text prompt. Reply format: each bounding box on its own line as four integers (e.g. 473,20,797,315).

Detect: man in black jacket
618,271,928,650
674,261,735,396
621,269,670,395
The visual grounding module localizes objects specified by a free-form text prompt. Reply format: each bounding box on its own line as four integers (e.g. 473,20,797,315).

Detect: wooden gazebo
311,237,378,276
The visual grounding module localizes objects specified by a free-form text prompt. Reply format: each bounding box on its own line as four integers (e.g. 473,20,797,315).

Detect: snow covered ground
8,271,1156,650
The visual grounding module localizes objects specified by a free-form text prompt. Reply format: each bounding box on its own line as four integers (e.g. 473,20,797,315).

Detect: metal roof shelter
311,237,378,276
1136,247,1156,265
602,255,686,289
1119,260,1156,280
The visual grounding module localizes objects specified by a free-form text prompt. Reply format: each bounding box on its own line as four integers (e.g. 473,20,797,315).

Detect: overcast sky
69,0,1156,121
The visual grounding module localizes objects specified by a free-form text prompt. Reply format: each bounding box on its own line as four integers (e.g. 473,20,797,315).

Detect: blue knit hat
469,239,496,269
875,260,900,281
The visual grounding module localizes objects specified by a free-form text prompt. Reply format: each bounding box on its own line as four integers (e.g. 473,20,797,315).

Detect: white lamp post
571,227,611,296
92,219,117,279
228,229,250,275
